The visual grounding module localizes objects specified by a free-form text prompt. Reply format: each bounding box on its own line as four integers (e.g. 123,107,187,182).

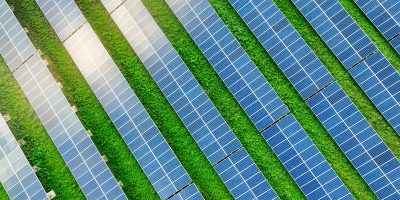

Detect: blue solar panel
0,1,127,199
307,82,400,199
168,184,205,200
229,0,334,100
354,0,400,40
263,114,353,199
102,0,278,198
292,0,400,135
166,0,289,132
36,0,200,199
349,52,400,134
214,148,279,200
354,0,400,54
390,35,400,54
0,114,48,200
292,0,377,69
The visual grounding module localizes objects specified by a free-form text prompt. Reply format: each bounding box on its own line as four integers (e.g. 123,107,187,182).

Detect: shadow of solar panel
214,148,279,200
35,0,199,199
292,0,377,69
0,2,127,199
166,0,289,132
307,82,400,199
0,115,48,200
349,52,400,134
229,0,334,100
354,0,400,40
262,114,353,199
168,184,203,200
102,0,277,199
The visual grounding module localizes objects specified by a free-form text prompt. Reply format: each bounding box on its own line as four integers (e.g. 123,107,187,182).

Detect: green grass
0,185,7,200
0,59,85,200
7,0,159,199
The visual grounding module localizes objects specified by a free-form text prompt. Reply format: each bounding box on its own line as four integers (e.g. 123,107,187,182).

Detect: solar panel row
307,82,400,199
35,0,201,199
353,0,400,54
228,0,400,198
291,0,400,136
164,0,354,199
0,114,48,200
354,0,399,40
102,0,278,199
0,1,127,199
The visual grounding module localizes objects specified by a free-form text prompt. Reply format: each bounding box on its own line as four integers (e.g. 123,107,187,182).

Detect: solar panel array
163,0,355,198
354,0,400,54
102,0,278,199
307,82,400,199
35,0,200,199
167,0,289,132
0,1,127,199
229,0,400,198
0,114,48,200
228,0,335,100
291,0,400,136
263,114,353,199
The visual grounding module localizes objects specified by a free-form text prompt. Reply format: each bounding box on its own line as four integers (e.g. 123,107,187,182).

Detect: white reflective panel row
0,0,36,71
0,114,48,200
0,1,126,199
36,0,200,199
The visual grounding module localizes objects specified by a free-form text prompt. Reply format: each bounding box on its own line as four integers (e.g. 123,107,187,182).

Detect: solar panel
263,114,353,200
354,0,400,41
0,1,127,199
292,0,377,69
0,114,48,200
349,52,400,134
391,35,400,54
102,0,278,198
214,148,279,199
35,0,200,199
291,0,400,135
228,0,334,100
166,0,289,132
307,82,400,199
168,184,204,200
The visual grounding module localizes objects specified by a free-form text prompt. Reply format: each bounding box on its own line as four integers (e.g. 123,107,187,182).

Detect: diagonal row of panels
163,0,354,199
228,0,400,199
353,0,400,54
101,0,279,199
291,0,400,136
0,113,48,200
0,1,127,199
35,0,203,199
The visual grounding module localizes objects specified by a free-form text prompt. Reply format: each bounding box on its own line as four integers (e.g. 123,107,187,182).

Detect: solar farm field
0,0,399,199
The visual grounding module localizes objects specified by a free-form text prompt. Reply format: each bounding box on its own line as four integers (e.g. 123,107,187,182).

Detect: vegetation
0,0,398,199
